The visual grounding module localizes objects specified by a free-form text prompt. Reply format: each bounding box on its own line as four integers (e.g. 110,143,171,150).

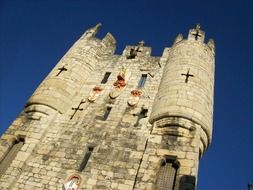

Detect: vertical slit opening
138,74,147,88
78,146,94,172
101,72,111,84
103,107,112,121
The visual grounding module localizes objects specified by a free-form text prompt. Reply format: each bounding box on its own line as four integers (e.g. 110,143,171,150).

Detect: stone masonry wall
0,25,215,190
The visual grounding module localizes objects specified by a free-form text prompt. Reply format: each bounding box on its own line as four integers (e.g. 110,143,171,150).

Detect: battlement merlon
79,23,117,55
101,32,117,55
81,23,102,40
188,24,205,42
172,24,215,55
122,40,152,59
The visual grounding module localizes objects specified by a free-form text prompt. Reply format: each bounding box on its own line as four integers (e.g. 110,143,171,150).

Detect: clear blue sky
0,0,253,189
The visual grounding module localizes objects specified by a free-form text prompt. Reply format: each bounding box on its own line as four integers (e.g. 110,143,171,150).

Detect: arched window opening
156,156,180,190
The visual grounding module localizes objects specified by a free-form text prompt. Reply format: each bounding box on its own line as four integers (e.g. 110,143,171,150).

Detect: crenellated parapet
123,40,152,59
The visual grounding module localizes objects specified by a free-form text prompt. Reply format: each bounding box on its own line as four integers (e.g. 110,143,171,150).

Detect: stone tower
0,24,215,190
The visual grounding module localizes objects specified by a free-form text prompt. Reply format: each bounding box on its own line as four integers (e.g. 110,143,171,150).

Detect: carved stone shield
109,88,122,99
127,90,142,106
109,67,131,99
128,95,140,106
62,174,81,190
88,86,103,102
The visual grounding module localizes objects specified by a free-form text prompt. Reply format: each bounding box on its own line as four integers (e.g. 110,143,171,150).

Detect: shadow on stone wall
179,175,196,190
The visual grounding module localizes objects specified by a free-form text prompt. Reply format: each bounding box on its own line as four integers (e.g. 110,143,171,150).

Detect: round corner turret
150,25,215,150
26,24,116,116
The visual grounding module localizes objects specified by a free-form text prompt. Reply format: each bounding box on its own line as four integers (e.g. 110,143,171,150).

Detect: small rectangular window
138,74,147,88
101,72,111,84
79,146,94,172
103,107,112,121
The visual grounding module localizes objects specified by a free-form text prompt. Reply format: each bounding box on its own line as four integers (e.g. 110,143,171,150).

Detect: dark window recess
127,49,137,59
103,107,112,120
134,108,148,127
179,175,196,190
79,146,94,172
138,74,147,88
156,157,180,190
0,138,25,175
101,72,111,84
127,45,142,59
